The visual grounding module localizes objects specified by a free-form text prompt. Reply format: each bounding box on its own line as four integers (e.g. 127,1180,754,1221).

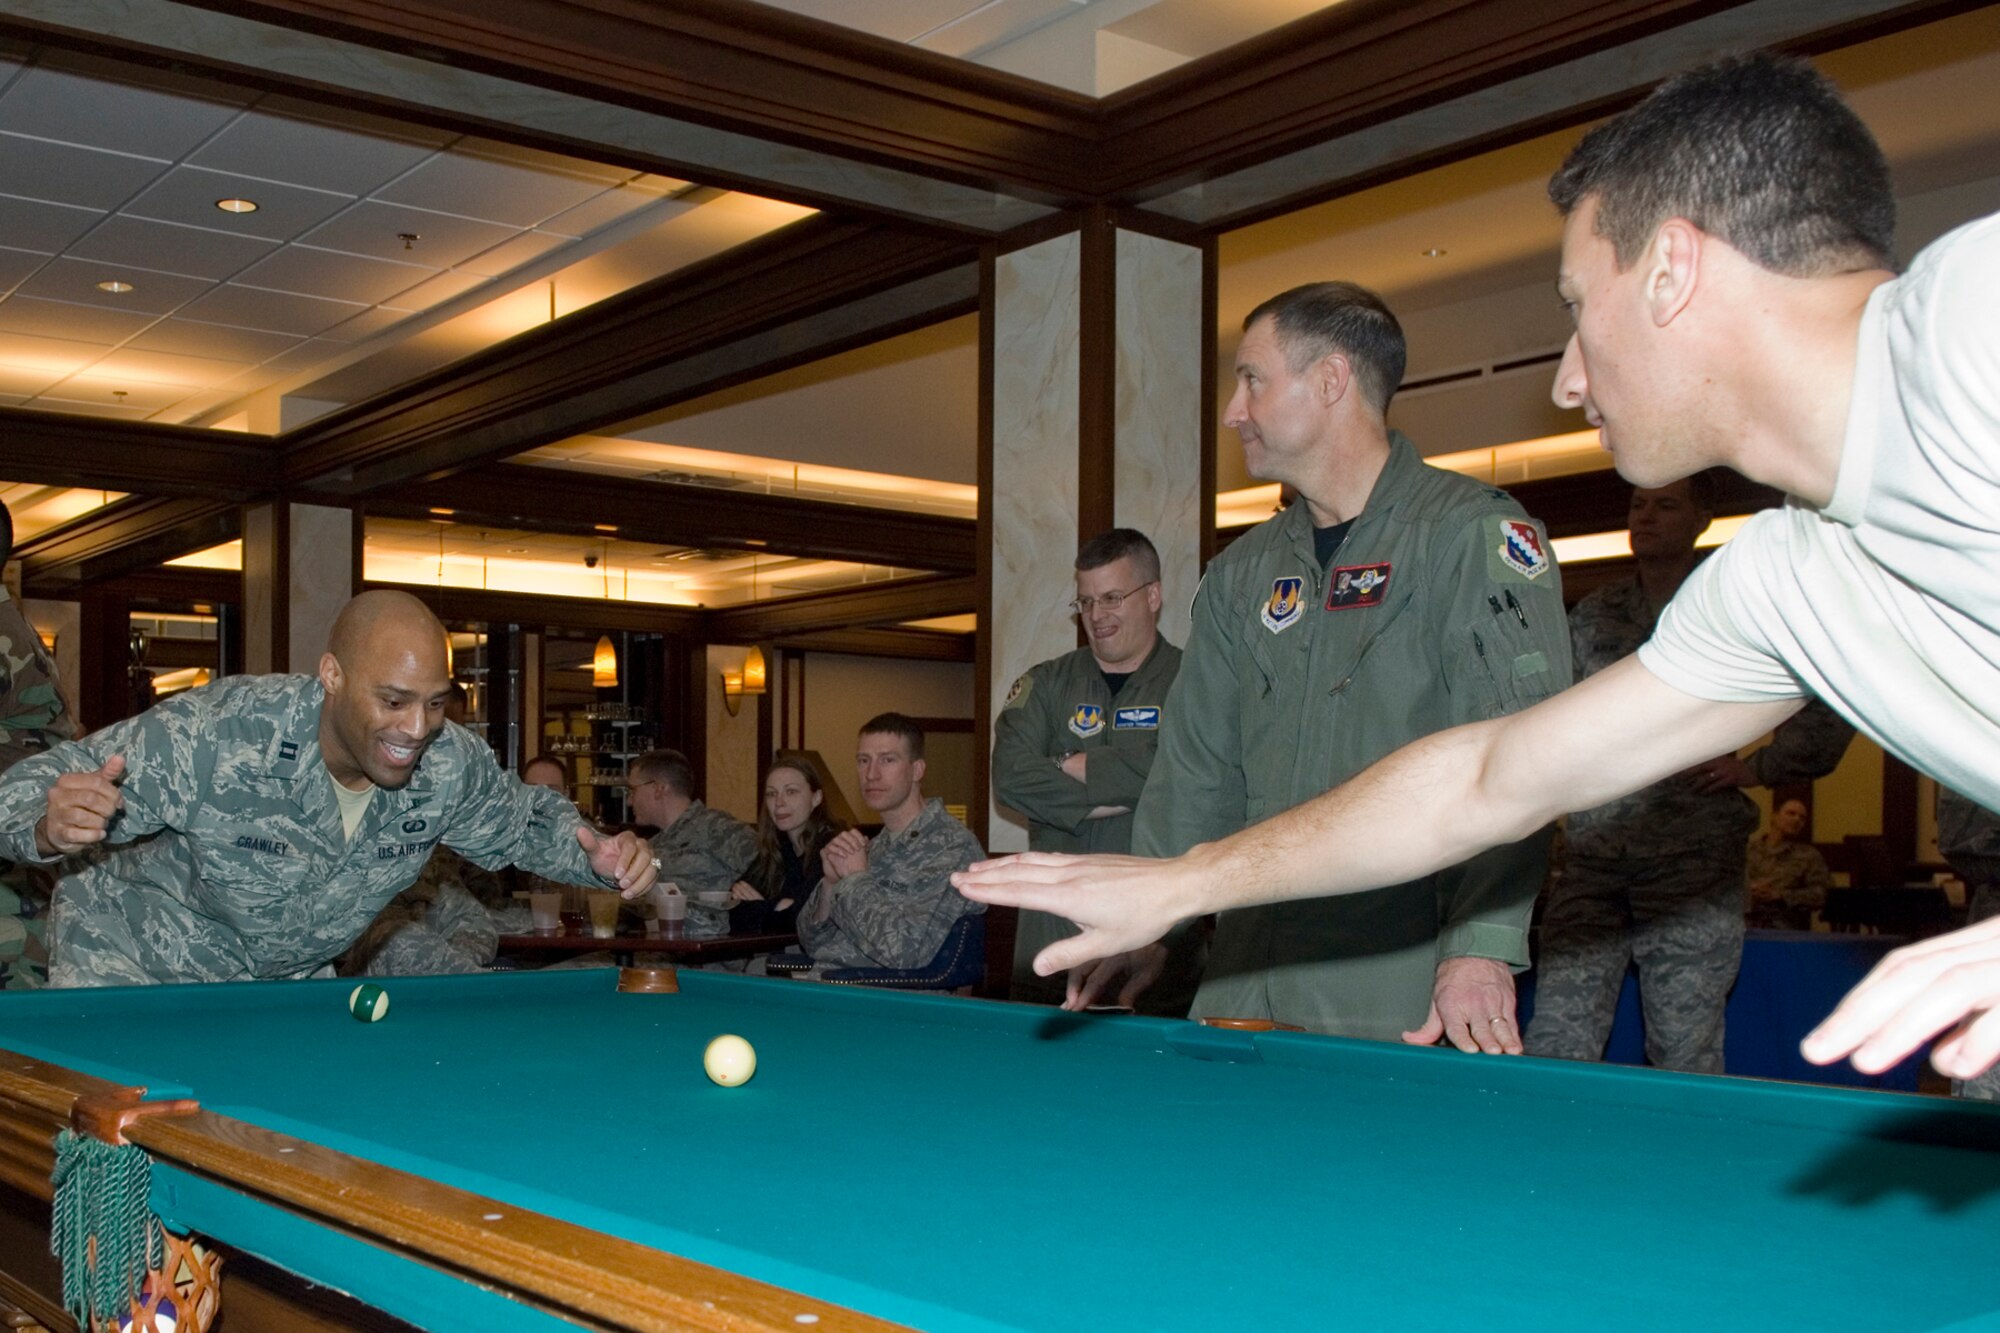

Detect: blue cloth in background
1518,928,1925,1090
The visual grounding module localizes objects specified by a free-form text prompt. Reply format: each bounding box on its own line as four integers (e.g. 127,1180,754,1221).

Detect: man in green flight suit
1075,282,1573,1051
0,589,659,987
991,528,1182,1006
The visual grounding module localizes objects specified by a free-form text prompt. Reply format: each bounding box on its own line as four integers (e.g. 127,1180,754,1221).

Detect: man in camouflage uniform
0,501,77,988
992,528,1182,1006
628,748,756,940
797,713,984,971
1072,283,1571,1049
0,590,657,986
1744,798,1833,930
1528,477,1853,1073
1937,788,2000,1099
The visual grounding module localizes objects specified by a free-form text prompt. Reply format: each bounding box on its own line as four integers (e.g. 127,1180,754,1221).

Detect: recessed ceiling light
215,198,259,214
429,507,456,517
506,547,528,554
594,524,619,533
1421,247,1447,258
95,280,134,294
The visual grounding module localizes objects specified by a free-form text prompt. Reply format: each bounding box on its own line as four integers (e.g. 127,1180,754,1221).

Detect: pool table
3,967,2000,1332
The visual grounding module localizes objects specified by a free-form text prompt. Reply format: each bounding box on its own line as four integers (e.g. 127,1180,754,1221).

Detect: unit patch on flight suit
1068,704,1105,738
1261,576,1306,634
1491,518,1552,581
1325,562,1392,611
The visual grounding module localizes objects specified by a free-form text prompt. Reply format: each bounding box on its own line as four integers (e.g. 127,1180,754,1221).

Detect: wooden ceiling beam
375,464,975,575
16,496,241,593
0,410,271,499
278,216,978,496
707,574,975,641
770,627,973,663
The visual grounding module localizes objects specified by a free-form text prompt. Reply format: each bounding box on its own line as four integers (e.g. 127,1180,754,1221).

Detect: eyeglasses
626,779,663,794
1069,583,1155,616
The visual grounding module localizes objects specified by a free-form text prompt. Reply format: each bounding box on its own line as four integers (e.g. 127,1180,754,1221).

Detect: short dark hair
1243,282,1406,415
859,712,924,762
1076,528,1160,585
522,755,567,784
629,748,696,798
1549,53,1894,278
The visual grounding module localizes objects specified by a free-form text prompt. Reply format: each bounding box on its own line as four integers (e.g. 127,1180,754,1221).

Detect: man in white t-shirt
954,53,2000,1083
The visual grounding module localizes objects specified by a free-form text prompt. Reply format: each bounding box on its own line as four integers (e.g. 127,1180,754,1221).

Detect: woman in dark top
729,758,846,934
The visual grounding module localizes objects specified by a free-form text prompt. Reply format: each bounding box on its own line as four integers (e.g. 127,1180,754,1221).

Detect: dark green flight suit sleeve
1430,509,1574,965
1132,576,1248,860
1084,744,1152,809
991,666,1095,836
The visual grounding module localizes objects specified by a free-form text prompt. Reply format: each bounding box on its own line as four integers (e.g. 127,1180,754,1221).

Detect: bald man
0,590,656,986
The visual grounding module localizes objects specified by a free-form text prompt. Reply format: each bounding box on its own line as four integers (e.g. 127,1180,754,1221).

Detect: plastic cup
529,892,562,933
587,890,621,939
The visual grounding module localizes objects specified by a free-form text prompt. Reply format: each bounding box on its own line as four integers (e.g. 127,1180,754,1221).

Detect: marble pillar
242,501,358,675
983,218,1211,851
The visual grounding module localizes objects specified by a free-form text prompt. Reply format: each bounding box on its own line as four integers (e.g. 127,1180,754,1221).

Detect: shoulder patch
1002,673,1033,710
1488,517,1552,583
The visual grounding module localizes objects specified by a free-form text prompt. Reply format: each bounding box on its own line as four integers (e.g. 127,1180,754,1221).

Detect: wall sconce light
720,646,768,717
592,635,619,689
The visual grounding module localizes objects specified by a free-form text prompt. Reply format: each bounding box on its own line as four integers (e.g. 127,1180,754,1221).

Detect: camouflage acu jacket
1939,788,2000,886
797,798,984,969
1566,576,1853,859
0,587,74,773
0,673,610,986
650,800,757,938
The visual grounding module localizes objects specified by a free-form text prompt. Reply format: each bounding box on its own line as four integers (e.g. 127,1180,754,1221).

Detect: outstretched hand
38,755,127,855
953,850,1201,977
578,826,658,896
1064,943,1169,1011
1803,915,2000,1079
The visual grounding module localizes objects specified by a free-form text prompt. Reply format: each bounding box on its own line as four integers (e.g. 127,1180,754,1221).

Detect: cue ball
348,983,390,1023
704,1034,756,1086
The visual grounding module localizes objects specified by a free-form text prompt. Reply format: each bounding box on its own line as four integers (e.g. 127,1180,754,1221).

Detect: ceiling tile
67,215,276,281
262,336,348,370
0,247,45,289
374,148,611,228
0,195,100,253
0,63,242,160
125,317,304,363
0,364,67,396
37,373,197,412
22,397,157,420
179,284,366,336
380,268,491,313
235,245,435,305
321,306,414,340
0,295,155,343
0,330,108,376
298,199,517,268
539,186,664,239
258,95,453,149
126,166,352,242
13,257,214,315
0,133,170,210
457,230,571,277
89,347,256,388
191,108,441,197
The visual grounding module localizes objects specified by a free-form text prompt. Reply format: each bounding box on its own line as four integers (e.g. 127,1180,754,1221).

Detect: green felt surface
5,968,2000,1332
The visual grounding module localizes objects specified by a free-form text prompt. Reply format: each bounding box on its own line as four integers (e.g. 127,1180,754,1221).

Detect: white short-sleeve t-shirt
1639,212,2000,809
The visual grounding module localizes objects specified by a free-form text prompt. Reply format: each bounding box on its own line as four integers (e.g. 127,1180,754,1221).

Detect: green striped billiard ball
348,983,390,1023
